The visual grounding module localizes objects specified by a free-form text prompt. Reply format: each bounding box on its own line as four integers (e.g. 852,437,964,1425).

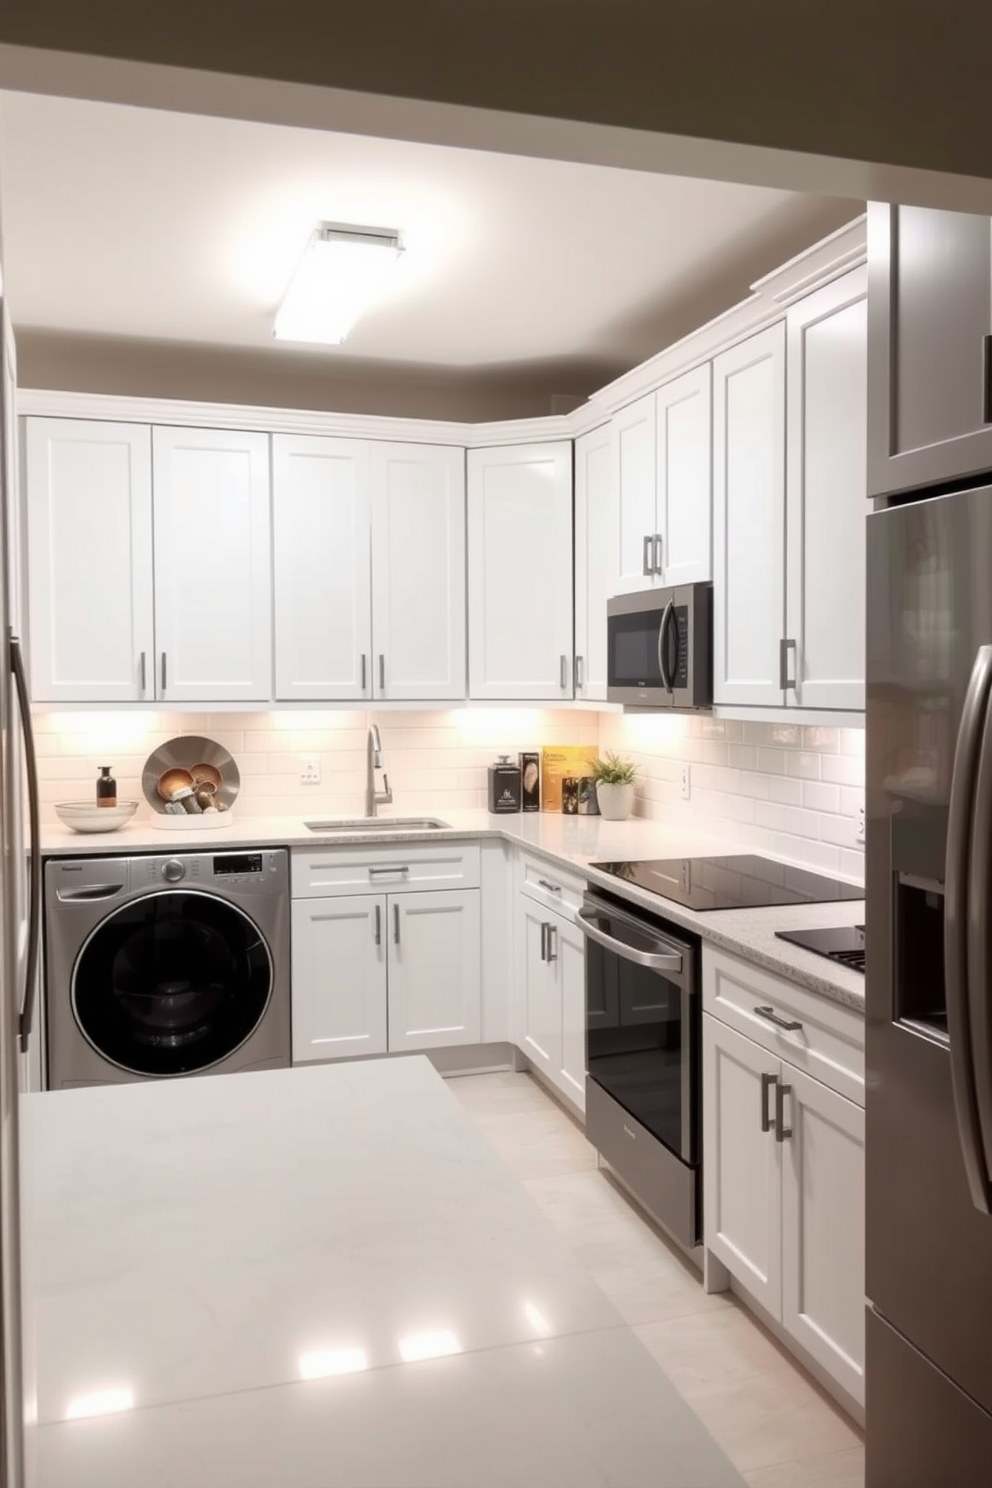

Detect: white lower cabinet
292,850,482,1063
388,890,482,1051
703,952,866,1409
514,884,586,1113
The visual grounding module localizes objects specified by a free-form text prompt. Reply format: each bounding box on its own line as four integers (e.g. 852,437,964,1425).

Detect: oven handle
576,908,683,972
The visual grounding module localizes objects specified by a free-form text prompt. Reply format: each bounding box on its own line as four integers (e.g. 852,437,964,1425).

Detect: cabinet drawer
516,852,586,919
703,947,864,1106
292,843,481,897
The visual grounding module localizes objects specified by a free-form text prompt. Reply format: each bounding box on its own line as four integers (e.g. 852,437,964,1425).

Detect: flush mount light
273,223,403,345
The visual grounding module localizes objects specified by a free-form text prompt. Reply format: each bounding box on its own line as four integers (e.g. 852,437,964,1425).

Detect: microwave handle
657,598,676,694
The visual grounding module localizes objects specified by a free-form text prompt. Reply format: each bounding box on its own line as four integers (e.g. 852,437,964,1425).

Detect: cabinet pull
368,865,410,878
374,904,382,947
760,1072,776,1133
775,1080,793,1142
754,1004,803,1033
160,652,167,693
652,533,663,576
779,638,797,692
984,334,992,424
538,878,562,894
642,535,653,577
547,923,558,963
379,654,385,691
540,922,548,962
393,903,400,945
575,655,585,689
360,654,367,691
139,651,147,694
560,654,569,691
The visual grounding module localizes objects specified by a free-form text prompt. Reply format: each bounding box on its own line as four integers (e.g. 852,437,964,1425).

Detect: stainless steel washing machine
44,849,290,1088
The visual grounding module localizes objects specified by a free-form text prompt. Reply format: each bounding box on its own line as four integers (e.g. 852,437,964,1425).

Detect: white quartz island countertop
22,1058,745,1488
39,809,865,1010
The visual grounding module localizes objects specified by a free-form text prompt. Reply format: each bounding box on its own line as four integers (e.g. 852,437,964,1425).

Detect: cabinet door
573,424,617,701
387,889,481,1051
273,434,372,701
613,393,658,594
781,1067,865,1407
703,1015,782,1316
787,271,867,711
467,443,574,700
370,442,466,701
153,426,272,702
554,912,586,1112
713,323,787,706
514,897,560,1079
26,418,154,702
868,202,992,498
656,364,712,586
291,894,387,1063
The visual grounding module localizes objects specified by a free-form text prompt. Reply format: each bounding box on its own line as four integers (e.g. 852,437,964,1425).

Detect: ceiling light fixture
273,223,403,345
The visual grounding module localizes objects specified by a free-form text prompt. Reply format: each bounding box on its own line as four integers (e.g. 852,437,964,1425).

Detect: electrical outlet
300,757,321,785
681,764,691,801
857,804,866,844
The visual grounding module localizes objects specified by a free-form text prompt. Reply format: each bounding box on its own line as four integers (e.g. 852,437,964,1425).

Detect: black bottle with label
96,766,117,808
487,755,522,814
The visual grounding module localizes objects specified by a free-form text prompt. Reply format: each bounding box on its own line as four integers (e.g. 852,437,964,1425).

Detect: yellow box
540,746,595,812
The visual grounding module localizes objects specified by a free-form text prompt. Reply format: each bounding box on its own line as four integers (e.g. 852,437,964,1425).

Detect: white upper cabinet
655,364,713,586
785,270,867,711
370,443,466,702
27,418,155,703
467,442,574,701
613,393,658,594
153,426,272,703
273,435,372,702
573,424,617,702
713,323,787,707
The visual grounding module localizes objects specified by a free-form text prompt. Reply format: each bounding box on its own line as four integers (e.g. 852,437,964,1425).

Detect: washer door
72,890,273,1077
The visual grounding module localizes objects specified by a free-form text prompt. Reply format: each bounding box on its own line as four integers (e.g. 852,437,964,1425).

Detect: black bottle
97,766,117,808
487,755,522,814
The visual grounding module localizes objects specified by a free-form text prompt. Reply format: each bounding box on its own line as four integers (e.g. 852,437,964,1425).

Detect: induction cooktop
588,854,865,913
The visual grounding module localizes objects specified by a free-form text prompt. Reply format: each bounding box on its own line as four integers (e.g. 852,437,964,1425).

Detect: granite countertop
39,809,865,1012
23,1057,743,1488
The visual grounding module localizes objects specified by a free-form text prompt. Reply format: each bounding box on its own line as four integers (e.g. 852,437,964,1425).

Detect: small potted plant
587,751,638,821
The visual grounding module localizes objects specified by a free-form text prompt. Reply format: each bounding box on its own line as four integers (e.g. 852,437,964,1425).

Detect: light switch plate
857,804,866,844
681,764,691,801
300,757,321,784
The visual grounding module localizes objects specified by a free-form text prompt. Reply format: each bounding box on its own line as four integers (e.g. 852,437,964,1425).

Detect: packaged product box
540,746,593,812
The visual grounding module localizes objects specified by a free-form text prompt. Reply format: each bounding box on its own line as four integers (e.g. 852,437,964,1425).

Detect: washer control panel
161,859,186,884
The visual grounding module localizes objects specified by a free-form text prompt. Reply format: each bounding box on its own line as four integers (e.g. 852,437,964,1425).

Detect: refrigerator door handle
946,642,992,1213
10,633,41,1054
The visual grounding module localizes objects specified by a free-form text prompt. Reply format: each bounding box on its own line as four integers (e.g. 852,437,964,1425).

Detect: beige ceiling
0,93,858,368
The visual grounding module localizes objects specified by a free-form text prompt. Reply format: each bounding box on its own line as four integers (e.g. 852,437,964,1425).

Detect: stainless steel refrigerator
0,216,41,1487
867,487,992,1484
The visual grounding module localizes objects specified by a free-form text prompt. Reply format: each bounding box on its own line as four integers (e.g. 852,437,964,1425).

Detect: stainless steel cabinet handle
547,923,558,963
368,865,410,877
374,904,382,947
560,654,569,691
760,1072,777,1133
754,1005,803,1033
538,878,562,894
540,922,548,962
779,638,797,691
160,652,167,693
393,903,400,945
360,654,367,691
642,534,653,577
379,654,385,691
775,1081,793,1142
139,651,147,694
652,533,663,575
575,655,585,689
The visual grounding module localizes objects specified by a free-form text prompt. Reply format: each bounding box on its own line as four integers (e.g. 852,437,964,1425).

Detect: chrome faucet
366,723,393,817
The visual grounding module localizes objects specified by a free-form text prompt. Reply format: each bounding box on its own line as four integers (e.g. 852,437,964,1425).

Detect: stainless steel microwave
606,583,712,710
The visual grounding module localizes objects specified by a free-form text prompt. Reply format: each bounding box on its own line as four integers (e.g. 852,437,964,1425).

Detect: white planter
595,781,635,821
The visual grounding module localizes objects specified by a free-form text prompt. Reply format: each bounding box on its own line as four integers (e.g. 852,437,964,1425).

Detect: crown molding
17,216,865,446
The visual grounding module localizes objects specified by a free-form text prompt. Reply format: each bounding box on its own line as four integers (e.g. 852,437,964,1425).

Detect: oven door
578,892,698,1164
607,584,712,710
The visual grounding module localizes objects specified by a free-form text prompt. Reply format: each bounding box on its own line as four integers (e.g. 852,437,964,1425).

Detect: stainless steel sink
304,817,450,833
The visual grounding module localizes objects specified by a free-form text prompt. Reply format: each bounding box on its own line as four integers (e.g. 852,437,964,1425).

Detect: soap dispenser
96,766,117,808
487,755,522,814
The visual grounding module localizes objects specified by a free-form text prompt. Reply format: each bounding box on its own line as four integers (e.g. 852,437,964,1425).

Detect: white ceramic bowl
54,801,139,833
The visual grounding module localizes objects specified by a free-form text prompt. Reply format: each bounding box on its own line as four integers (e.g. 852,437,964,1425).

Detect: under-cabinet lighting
298,1347,369,1380
397,1330,462,1363
65,1386,135,1420
274,223,403,345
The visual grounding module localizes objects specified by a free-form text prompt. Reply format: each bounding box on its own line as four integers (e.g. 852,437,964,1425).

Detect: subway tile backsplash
35,706,863,884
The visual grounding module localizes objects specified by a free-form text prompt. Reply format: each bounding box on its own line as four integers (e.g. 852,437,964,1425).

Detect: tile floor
449,1068,864,1488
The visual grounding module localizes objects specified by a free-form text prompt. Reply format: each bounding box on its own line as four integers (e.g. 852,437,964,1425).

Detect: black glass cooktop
588,854,865,912
775,924,866,974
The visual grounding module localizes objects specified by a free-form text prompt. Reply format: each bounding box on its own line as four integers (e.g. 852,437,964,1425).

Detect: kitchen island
21,1057,743,1488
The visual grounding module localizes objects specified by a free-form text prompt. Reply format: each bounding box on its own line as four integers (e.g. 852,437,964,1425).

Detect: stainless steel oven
577,887,700,1246
607,582,712,710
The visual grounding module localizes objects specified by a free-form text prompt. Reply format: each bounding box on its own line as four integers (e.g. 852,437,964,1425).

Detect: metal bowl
142,736,240,815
